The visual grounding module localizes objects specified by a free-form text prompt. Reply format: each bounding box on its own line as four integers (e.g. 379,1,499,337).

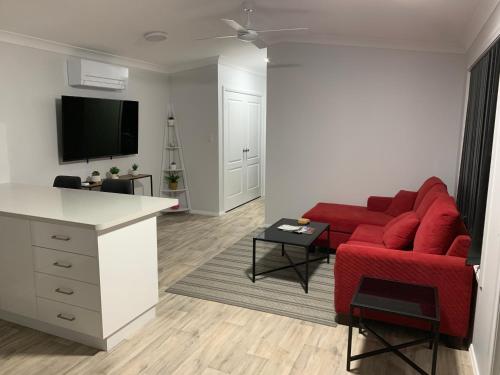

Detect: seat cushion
349,224,385,245
414,177,447,210
382,212,420,249
415,185,449,219
385,190,418,217
414,196,460,255
303,203,393,234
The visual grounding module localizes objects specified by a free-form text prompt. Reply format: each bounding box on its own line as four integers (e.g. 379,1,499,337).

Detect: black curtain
457,43,500,265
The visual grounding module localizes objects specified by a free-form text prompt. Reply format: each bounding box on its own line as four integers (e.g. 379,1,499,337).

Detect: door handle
243,148,250,153
55,287,75,295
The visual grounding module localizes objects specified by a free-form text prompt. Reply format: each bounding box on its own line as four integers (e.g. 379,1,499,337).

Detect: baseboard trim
469,343,480,375
190,209,223,217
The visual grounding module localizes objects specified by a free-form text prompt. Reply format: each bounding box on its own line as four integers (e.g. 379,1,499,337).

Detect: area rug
166,229,336,326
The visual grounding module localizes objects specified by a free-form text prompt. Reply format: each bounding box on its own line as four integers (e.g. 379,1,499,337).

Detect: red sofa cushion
447,235,471,258
349,224,384,245
383,212,420,249
414,176,447,210
415,185,449,219
385,190,418,217
414,196,460,255
303,203,393,234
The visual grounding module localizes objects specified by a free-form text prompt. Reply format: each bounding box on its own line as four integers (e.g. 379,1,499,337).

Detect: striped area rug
166,230,336,326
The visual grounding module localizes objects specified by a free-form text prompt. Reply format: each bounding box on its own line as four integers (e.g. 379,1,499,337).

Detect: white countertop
0,183,178,230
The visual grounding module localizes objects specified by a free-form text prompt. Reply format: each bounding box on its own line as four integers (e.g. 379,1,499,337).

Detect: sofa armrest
367,196,393,212
334,244,473,337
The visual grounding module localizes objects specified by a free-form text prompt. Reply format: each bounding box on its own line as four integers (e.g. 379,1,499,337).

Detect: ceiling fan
196,0,309,49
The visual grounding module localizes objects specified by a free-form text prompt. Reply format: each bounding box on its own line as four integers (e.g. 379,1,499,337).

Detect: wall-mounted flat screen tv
60,96,138,162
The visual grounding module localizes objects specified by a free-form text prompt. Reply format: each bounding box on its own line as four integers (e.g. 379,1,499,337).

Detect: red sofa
304,177,474,339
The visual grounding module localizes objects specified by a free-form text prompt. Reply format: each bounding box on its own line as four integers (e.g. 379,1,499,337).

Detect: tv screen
60,96,138,162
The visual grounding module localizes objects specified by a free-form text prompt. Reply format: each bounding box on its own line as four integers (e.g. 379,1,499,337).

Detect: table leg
252,238,256,283
131,180,135,195
305,245,310,293
282,243,284,256
347,306,353,371
327,228,331,264
431,323,439,375
150,175,153,197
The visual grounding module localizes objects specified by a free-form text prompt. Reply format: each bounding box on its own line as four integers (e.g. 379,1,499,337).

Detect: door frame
220,86,265,213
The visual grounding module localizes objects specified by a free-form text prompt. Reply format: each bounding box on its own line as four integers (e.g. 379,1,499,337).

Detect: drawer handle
57,313,76,322
53,261,72,269
51,235,71,241
55,287,74,295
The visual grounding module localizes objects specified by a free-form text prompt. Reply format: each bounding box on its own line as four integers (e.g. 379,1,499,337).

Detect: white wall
0,42,169,195
0,122,11,183
265,42,466,224
170,65,219,214
217,61,267,213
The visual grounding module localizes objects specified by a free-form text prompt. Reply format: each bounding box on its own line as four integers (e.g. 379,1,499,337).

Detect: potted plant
168,114,175,127
131,163,139,176
91,170,101,183
110,166,120,179
170,161,177,171
166,172,180,190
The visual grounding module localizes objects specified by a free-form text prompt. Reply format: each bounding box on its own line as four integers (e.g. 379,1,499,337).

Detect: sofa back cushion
414,177,447,210
446,235,472,258
415,185,448,219
383,212,420,249
414,196,460,255
385,190,418,217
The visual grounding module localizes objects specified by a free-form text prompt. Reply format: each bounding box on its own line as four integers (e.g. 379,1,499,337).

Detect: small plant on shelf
131,163,139,176
110,166,120,179
165,172,180,190
91,170,101,183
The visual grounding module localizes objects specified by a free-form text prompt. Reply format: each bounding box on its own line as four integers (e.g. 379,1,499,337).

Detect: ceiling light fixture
143,31,168,42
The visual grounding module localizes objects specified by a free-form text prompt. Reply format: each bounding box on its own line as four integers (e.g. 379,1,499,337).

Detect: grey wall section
0,42,169,195
169,65,219,214
266,42,466,224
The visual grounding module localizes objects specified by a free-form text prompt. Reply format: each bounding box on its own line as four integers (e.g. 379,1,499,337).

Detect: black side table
252,218,330,293
347,276,440,375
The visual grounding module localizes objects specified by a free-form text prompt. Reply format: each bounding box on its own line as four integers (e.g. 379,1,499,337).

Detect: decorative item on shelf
170,161,177,171
166,172,180,190
110,166,120,179
131,163,139,176
91,170,101,183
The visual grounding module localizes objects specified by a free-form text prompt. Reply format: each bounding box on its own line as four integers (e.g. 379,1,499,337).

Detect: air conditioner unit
67,57,129,90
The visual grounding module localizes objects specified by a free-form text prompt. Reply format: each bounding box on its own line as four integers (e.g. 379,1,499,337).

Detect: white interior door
224,90,262,211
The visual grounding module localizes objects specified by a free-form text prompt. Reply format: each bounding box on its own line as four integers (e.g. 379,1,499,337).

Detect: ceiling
0,0,489,73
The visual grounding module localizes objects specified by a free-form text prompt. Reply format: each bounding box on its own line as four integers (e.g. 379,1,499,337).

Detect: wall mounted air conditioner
67,57,129,90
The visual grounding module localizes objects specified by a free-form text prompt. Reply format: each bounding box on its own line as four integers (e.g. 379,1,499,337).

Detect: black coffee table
347,276,440,375
252,218,330,293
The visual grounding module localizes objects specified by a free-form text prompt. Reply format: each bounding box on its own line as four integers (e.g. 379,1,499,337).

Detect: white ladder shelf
160,117,191,213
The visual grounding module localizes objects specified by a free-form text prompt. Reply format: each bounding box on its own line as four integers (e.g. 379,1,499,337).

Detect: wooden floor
0,199,473,375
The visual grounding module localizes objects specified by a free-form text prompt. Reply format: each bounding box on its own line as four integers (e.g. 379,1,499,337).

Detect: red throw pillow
414,196,459,255
383,212,420,249
385,190,418,216
446,235,471,258
415,185,448,219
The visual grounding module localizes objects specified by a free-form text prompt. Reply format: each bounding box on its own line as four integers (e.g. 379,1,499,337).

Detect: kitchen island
0,183,177,350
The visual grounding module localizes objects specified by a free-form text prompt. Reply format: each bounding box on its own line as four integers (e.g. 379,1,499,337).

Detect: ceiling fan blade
256,27,309,33
221,18,247,33
196,35,237,40
252,38,268,49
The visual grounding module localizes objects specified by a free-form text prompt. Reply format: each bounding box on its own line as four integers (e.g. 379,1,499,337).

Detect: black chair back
53,175,82,189
101,179,133,195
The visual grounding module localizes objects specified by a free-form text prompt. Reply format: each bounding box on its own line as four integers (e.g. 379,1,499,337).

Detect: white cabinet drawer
33,247,99,284
37,297,101,337
35,273,101,312
31,221,97,256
